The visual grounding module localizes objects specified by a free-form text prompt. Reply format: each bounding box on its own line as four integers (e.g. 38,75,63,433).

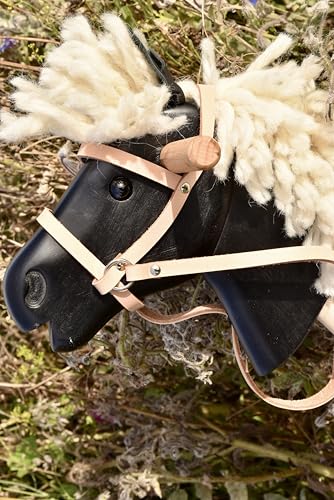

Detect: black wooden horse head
3,102,326,374
2,15,333,408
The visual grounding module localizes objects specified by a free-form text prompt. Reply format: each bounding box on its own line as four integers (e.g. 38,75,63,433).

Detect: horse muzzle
2,227,124,351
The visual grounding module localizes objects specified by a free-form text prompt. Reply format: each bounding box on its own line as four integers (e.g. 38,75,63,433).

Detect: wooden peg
160,136,221,173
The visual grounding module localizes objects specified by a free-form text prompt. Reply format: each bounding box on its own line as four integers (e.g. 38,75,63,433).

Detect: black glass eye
109,176,133,201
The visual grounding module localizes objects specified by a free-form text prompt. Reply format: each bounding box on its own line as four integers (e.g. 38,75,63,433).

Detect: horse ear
129,29,185,108
160,136,221,173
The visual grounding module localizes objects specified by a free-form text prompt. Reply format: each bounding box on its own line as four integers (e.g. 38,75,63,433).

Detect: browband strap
78,143,181,190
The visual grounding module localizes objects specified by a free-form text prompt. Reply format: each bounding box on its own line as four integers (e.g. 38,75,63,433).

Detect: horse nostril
24,271,47,309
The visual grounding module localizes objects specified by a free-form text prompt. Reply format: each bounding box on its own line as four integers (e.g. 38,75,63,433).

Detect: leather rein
37,85,334,411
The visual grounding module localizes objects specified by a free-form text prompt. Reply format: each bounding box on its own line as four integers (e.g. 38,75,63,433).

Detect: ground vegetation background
1,1,334,499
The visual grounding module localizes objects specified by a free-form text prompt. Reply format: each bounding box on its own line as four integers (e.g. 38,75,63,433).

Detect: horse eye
109,176,133,201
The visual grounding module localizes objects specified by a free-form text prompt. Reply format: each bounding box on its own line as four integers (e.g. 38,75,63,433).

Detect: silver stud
180,183,190,194
150,264,161,276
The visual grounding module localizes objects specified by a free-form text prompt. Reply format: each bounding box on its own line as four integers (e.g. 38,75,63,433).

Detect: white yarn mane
1,13,334,296
0,14,186,144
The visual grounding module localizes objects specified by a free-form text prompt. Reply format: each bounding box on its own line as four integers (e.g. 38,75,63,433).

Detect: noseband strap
37,84,334,411
37,208,105,280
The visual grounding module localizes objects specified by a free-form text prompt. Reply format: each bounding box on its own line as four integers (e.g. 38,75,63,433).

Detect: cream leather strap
110,286,227,321
37,208,105,280
197,84,216,136
232,328,334,411
78,143,181,190
125,245,334,282
115,284,334,411
118,289,334,411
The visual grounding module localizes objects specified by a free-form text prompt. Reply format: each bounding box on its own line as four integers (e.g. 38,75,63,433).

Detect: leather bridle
36,85,334,411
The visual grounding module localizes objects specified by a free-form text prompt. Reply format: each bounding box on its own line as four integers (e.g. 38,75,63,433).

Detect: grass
1,0,334,499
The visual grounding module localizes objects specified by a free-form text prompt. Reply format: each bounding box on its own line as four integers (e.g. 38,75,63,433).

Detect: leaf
195,483,212,500
6,435,39,478
225,481,248,500
168,490,188,500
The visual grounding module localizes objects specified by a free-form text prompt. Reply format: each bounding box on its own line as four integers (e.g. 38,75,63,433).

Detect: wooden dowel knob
160,136,221,173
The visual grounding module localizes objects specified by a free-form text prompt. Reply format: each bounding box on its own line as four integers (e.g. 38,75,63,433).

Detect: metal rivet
150,264,161,276
180,183,190,194
117,262,125,271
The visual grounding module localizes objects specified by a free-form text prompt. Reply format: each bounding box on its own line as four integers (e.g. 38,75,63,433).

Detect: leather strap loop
232,327,334,411
112,286,227,322
113,287,334,411
137,303,227,324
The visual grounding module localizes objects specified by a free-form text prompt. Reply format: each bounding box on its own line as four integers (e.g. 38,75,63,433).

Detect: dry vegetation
1,1,334,499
